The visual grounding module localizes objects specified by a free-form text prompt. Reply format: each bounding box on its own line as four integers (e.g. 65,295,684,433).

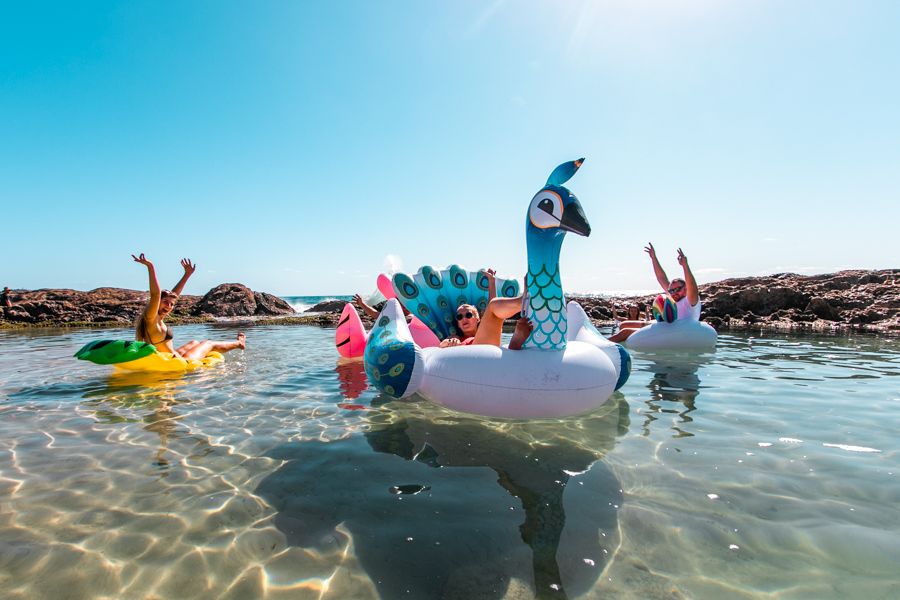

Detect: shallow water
0,325,898,599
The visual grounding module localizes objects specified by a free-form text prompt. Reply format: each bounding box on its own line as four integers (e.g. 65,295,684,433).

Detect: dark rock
805,298,841,321
1,283,292,326
306,300,347,314
253,291,296,316
194,284,257,317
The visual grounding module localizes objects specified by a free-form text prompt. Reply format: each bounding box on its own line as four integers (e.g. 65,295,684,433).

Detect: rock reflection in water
257,394,629,599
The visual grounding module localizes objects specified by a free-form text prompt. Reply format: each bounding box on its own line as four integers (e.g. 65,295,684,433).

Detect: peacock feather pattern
525,262,566,349
392,266,520,340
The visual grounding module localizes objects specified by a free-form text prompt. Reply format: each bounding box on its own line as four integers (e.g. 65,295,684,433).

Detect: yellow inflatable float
74,339,223,373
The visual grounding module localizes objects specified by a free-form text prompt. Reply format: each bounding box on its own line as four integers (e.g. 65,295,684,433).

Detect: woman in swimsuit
439,270,533,350
132,253,245,359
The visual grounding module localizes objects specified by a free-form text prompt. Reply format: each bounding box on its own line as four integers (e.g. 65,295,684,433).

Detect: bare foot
236,333,246,349
508,317,533,350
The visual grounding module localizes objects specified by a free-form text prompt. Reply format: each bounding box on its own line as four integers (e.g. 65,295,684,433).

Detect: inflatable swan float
363,159,631,419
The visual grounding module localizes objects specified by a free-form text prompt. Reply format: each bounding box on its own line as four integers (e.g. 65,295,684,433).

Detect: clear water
0,325,898,599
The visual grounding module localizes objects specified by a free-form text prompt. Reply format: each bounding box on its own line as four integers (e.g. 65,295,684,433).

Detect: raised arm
353,294,379,319
171,258,196,296
645,242,670,291
132,253,160,318
484,268,498,302
677,248,700,306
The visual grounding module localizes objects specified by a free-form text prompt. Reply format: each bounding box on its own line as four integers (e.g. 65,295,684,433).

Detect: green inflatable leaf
74,339,158,365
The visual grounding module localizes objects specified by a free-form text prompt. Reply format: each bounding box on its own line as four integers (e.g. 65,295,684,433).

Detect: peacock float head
522,158,591,350
526,158,591,248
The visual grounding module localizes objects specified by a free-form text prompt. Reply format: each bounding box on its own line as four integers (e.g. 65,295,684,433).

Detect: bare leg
608,327,640,343
176,340,202,355
619,320,649,330
180,333,246,360
473,296,524,347
508,318,533,350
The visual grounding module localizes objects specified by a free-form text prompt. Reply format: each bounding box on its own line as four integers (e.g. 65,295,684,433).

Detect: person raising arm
609,244,702,342
132,253,245,359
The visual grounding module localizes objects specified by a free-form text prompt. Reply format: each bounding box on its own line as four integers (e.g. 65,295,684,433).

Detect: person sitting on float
611,301,649,326
132,253,246,359
438,269,533,350
609,243,701,343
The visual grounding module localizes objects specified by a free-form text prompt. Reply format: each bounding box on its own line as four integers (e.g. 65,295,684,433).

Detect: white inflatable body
418,341,618,419
365,300,630,419
625,319,717,352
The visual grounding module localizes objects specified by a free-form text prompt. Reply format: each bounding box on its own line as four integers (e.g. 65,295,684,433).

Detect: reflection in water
335,359,369,401
257,394,630,599
641,354,707,438
80,370,193,472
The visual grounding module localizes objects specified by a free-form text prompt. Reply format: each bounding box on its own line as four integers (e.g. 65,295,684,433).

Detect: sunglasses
456,311,475,320
668,285,685,294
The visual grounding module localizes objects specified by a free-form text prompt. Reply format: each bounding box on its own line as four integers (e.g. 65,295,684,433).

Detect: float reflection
258,394,630,599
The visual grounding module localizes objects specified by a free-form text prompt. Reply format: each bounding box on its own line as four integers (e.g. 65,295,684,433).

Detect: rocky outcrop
1,283,294,327
570,269,900,334
306,299,350,314
192,283,295,317
286,270,900,334
3,270,897,334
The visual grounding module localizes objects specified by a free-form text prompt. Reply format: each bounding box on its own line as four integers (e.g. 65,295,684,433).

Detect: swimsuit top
148,323,174,346
460,336,475,346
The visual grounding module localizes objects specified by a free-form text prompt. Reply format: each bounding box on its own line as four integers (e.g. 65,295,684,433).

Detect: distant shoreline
3,269,898,336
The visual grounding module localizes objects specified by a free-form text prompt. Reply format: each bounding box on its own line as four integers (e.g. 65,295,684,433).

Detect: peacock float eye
528,190,563,229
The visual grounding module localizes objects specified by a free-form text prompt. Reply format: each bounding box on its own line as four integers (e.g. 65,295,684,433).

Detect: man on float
609,243,700,343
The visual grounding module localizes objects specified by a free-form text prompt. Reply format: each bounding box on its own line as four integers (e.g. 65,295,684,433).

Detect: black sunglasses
668,285,685,293
456,311,475,320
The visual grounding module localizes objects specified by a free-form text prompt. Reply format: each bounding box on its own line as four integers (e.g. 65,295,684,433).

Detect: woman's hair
135,290,178,342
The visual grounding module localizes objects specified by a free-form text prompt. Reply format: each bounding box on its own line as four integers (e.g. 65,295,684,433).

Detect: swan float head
522,158,590,350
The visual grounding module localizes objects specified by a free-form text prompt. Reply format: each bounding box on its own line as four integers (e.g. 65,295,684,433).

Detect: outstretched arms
132,253,160,319
645,242,670,291
171,258,196,296
677,248,700,306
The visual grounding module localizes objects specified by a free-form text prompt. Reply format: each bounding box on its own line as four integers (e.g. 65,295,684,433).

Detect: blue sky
2,1,898,296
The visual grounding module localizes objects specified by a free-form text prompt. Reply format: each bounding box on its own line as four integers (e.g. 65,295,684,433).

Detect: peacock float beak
559,199,591,237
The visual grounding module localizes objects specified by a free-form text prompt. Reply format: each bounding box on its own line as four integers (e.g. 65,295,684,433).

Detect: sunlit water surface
0,325,897,599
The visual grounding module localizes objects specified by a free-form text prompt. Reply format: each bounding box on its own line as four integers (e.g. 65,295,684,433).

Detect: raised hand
132,253,153,268
644,242,657,260
180,258,196,276
677,248,688,266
